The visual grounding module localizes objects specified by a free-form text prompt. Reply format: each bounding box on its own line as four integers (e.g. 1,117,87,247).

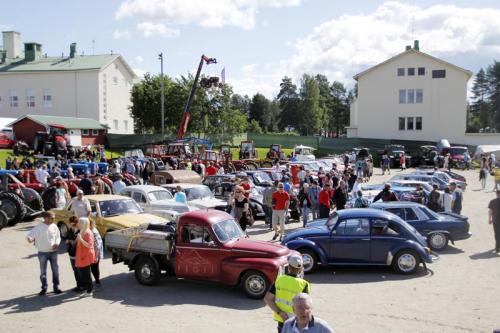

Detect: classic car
390,173,449,190
282,208,436,274
370,201,471,251
413,169,467,190
52,195,170,238
120,185,197,218
212,181,265,218
162,183,229,211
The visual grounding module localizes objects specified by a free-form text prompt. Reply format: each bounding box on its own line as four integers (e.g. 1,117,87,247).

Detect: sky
2,0,500,97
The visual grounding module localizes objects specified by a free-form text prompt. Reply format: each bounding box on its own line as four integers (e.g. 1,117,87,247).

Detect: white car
292,145,316,161
120,185,197,219
161,183,229,211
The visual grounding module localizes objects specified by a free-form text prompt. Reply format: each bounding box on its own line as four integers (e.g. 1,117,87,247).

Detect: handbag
245,210,255,226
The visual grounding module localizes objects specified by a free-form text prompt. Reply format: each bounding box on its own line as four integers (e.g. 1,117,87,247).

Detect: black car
212,182,265,219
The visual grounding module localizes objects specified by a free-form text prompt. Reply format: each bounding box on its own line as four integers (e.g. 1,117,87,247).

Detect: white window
26,89,35,108
416,117,422,130
82,129,89,135
123,120,128,132
113,120,119,130
92,129,99,136
416,89,423,103
399,90,406,104
397,68,405,76
43,89,52,108
407,89,415,104
9,90,18,107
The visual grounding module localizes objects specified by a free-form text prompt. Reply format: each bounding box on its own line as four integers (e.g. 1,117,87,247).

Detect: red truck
105,210,295,299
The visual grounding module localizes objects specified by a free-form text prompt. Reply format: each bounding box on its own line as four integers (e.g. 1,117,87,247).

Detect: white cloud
113,29,132,40
115,0,301,30
136,21,180,38
233,1,500,97
133,67,148,78
134,55,144,64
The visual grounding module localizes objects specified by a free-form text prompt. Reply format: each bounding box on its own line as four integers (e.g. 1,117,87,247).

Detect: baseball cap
288,254,303,269
76,189,84,195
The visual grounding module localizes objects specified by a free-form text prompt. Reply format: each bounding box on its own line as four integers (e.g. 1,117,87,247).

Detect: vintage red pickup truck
105,210,296,299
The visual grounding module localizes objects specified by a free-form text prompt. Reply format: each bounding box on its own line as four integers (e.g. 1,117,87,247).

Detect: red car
0,133,15,148
106,210,295,298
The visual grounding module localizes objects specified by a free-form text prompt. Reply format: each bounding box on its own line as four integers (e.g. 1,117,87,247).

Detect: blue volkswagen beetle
370,201,471,251
282,209,436,275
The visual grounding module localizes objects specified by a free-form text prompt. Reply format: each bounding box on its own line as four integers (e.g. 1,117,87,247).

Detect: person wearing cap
72,190,91,218
488,190,500,253
272,182,290,241
264,254,311,333
282,293,334,333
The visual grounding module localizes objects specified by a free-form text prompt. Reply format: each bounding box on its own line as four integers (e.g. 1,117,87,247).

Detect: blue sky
2,0,500,97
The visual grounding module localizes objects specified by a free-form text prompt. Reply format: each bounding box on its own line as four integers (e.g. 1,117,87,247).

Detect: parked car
0,133,15,148
390,173,449,190
413,169,467,190
120,185,196,219
212,182,265,218
52,195,170,238
162,183,229,211
106,210,296,298
370,202,471,251
282,208,436,274
203,174,237,191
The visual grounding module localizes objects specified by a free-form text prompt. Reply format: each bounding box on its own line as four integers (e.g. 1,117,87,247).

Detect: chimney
24,42,42,62
405,45,411,51
413,40,420,51
2,31,21,59
70,42,76,58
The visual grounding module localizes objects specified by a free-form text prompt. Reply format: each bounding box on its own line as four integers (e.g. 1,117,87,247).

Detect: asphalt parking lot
0,168,499,333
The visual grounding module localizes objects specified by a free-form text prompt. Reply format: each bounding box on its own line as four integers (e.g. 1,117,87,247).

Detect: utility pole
159,52,165,138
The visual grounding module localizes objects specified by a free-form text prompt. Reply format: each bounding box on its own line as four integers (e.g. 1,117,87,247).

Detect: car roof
336,208,401,220
163,183,206,189
370,201,425,209
179,210,233,225
123,185,168,192
84,194,132,201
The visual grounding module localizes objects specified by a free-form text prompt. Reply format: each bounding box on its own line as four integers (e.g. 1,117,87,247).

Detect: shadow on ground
469,249,499,260
0,291,81,314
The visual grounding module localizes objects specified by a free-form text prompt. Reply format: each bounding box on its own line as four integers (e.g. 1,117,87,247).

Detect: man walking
307,181,320,220
282,293,334,333
272,182,290,241
450,182,463,215
264,255,310,333
428,184,441,212
26,211,62,295
318,184,331,218
488,190,500,253
333,181,348,211
263,181,278,229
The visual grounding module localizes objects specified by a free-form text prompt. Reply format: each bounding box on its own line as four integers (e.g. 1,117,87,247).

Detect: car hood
151,200,195,212
189,197,228,209
226,238,291,258
104,213,168,228
283,225,330,243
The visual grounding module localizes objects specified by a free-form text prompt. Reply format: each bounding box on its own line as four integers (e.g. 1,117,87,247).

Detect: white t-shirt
26,223,61,252
113,180,127,194
441,193,452,212
35,168,50,185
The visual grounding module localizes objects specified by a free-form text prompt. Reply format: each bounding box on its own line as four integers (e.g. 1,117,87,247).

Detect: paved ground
0,168,499,333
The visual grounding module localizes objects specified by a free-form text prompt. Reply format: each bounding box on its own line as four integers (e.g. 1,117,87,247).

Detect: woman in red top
76,217,95,296
318,183,331,218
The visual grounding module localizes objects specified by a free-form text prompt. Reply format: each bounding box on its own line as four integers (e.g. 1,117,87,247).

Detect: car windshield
213,219,245,242
449,148,467,155
254,172,271,183
147,190,173,201
99,199,143,217
434,173,451,182
326,213,339,229
185,186,214,200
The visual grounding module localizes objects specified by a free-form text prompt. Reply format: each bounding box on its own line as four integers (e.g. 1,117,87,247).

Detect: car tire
300,249,318,274
428,233,448,251
0,192,26,226
392,249,420,274
42,187,57,210
134,256,160,286
58,222,69,239
241,270,269,299
0,210,8,230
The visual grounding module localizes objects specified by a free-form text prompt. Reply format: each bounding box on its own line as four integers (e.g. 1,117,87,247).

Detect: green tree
487,61,500,130
329,81,348,137
247,119,263,133
299,74,322,135
314,74,331,131
249,93,271,131
471,68,490,130
277,76,300,131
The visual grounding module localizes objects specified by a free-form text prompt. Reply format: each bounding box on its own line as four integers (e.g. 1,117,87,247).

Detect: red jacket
319,189,331,208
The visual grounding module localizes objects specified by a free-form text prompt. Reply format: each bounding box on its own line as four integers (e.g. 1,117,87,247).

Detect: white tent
474,145,500,166
0,117,16,129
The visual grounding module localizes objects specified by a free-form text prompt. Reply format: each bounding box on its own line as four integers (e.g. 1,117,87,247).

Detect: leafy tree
299,74,322,135
249,93,271,131
247,119,263,133
277,76,301,131
487,61,500,130
329,81,348,137
231,94,251,115
314,74,331,130
470,68,490,130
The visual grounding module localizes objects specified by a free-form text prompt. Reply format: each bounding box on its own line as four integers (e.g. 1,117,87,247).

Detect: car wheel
241,270,268,299
58,222,69,239
392,250,419,274
428,233,448,251
0,210,8,230
0,192,26,226
300,249,317,274
134,256,160,286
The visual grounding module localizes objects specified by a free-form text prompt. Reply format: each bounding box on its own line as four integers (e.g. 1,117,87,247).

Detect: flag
221,67,226,85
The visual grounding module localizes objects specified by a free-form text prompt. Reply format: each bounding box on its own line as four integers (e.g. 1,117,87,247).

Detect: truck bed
105,223,175,255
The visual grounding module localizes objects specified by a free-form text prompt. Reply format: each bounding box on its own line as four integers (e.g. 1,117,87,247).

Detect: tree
314,74,331,131
471,68,490,130
299,74,322,135
487,61,500,130
231,94,251,115
329,81,348,137
249,93,271,131
277,76,300,131
247,119,263,133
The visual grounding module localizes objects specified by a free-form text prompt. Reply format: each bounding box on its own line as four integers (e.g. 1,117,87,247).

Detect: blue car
370,201,471,251
283,209,436,275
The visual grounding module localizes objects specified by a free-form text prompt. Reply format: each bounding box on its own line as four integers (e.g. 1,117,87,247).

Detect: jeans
310,204,319,220
38,251,59,290
319,204,330,218
91,260,100,284
263,205,273,224
302,204,309,228
494,223,500,252
70,258,83,288
78,265,93,293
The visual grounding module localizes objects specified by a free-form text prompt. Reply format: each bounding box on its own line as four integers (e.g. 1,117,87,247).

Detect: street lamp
158,52,165,138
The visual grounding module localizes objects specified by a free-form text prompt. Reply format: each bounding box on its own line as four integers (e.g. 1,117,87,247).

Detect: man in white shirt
35,164,50,188
112,174,127,194
282,293,334,333
26,211,62,295
72,190,92,218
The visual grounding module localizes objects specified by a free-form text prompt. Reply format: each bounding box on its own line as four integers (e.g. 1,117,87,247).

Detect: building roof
0,54,137,77
9,115,107,130
353,48,473,80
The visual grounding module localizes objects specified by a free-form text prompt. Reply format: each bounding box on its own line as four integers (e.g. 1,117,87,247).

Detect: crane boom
177,54,217,139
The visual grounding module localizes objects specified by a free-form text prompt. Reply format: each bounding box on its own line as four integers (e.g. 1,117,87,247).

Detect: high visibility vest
273,275,310,323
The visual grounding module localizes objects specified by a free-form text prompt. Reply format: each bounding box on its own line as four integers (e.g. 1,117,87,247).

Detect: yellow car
52,195,170,238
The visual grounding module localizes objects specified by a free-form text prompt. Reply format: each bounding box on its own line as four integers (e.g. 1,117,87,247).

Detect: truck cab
106,210,295,298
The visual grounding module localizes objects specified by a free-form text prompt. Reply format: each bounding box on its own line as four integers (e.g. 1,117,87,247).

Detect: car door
369,219,406,263
175,224,223,280
132,192,148,212
329,218,370,263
